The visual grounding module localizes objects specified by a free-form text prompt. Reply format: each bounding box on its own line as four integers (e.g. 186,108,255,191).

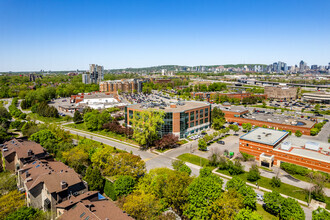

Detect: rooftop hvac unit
305,142,320,151
281,142,292,151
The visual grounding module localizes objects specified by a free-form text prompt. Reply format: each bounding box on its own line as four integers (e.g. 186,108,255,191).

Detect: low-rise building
1,139,48,172
264,86,297,100
191,92,267,101
302,92,330,104
239,128,330,173
100,79,147,94
125,101,211,138
17,159,87,218
57,191,133,220
216,105,316,135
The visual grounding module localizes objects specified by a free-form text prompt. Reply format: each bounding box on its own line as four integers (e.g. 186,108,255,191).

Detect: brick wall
239,139,330,173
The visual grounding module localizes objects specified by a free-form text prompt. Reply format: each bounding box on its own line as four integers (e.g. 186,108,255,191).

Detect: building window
200,109,203,118
190,111,194,121
200,119,203,124
205,108,209,117
190,122,194,127
246,144,249,146
196,120,199,125
196,110,199,119
205,117,208,123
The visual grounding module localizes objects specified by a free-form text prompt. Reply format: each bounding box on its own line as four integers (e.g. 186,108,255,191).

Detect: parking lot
48,97,74,117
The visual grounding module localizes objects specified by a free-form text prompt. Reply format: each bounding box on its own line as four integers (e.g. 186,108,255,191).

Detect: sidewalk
241,161,330,197
212,169,309,207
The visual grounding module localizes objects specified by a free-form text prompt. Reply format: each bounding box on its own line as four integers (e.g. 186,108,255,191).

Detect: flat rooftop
82,93,115,99
275,136,330,163
240,127,288,146
241,112,315,128
128,101,210,113
215,105,249,113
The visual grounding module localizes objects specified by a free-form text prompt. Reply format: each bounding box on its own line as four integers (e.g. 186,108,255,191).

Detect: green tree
131,110,165,149
208,189,244,220
91,148,146,178
5,207,44,220
295,130,302,137
114,175,135,197
242,123,252,131
235,209,263,220
200,167,213,178
0,190,25,219
312,207,330,220
229,124,240,134
122,190,162,220
184,174,223,219
104,180,116,201
226,176,257,210
279,198,305,220
263,191,284,216
73,110,83,123
62,147,89,172
198,139,207,151
84,166,104,191
212,117,226,130
310,128,319,136
247,164,260,182
0,172,17,196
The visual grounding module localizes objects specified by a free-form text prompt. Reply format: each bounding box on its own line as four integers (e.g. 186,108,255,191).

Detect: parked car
217,140,225,145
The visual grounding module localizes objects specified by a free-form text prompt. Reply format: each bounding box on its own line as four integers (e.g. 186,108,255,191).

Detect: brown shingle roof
2,139,45,159
59,199,133,220
56,191,99,208
20,159,83,193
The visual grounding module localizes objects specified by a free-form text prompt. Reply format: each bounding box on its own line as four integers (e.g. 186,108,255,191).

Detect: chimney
27,149,33,156
170,104,177,108
61,181,67,189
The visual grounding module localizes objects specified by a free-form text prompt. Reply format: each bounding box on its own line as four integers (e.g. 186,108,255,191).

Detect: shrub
295,130,302,137
114,175,135,197
104,180,117,201
247,165,260,182
241,152,255,161
280,163,309,176
154,134,179,150
270,176,281,188
218,156,228,170
228,160,244,175
310,128,319,136
178,164,192,176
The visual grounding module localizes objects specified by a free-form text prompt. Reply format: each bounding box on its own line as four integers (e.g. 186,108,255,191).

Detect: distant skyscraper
299,60,306,72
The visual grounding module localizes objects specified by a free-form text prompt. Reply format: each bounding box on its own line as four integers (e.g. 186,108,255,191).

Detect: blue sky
0,0,329,71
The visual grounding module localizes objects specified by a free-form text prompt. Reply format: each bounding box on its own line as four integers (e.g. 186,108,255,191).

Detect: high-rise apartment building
82,64,104,84
299,60,306,72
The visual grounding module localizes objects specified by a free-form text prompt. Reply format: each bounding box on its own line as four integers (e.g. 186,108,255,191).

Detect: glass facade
160,112,173,136
205,108,209,117
129,110,133,125
180,112,189,138
190,111,194,121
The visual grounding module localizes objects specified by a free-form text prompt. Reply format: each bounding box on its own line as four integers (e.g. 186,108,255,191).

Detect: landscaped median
176,153,330,209
63,122,139,146
63,123,140,148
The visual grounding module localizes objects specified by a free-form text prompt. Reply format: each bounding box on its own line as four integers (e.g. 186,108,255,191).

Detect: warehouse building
125,101,211,138
264,86,297,100
239,128,330,173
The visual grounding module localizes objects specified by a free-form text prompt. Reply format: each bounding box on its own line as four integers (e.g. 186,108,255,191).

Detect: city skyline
1,0,330,72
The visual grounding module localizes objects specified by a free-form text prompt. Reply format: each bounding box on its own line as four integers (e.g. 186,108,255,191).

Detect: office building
303,92,330,104
264,86,297,100
299,60,307,72
125,101,211,138
239,128,330,173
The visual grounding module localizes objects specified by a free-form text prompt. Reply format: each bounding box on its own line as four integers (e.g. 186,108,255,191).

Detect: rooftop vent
27,149,33,156
61,181,68,189
26,177,32,182
265,133,272,137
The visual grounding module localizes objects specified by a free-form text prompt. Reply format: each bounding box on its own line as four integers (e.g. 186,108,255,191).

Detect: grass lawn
64,122,138,145
177,153,216,169
291,173,330,188
28,113,69,123
256,203,278,220
217,169,308,202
